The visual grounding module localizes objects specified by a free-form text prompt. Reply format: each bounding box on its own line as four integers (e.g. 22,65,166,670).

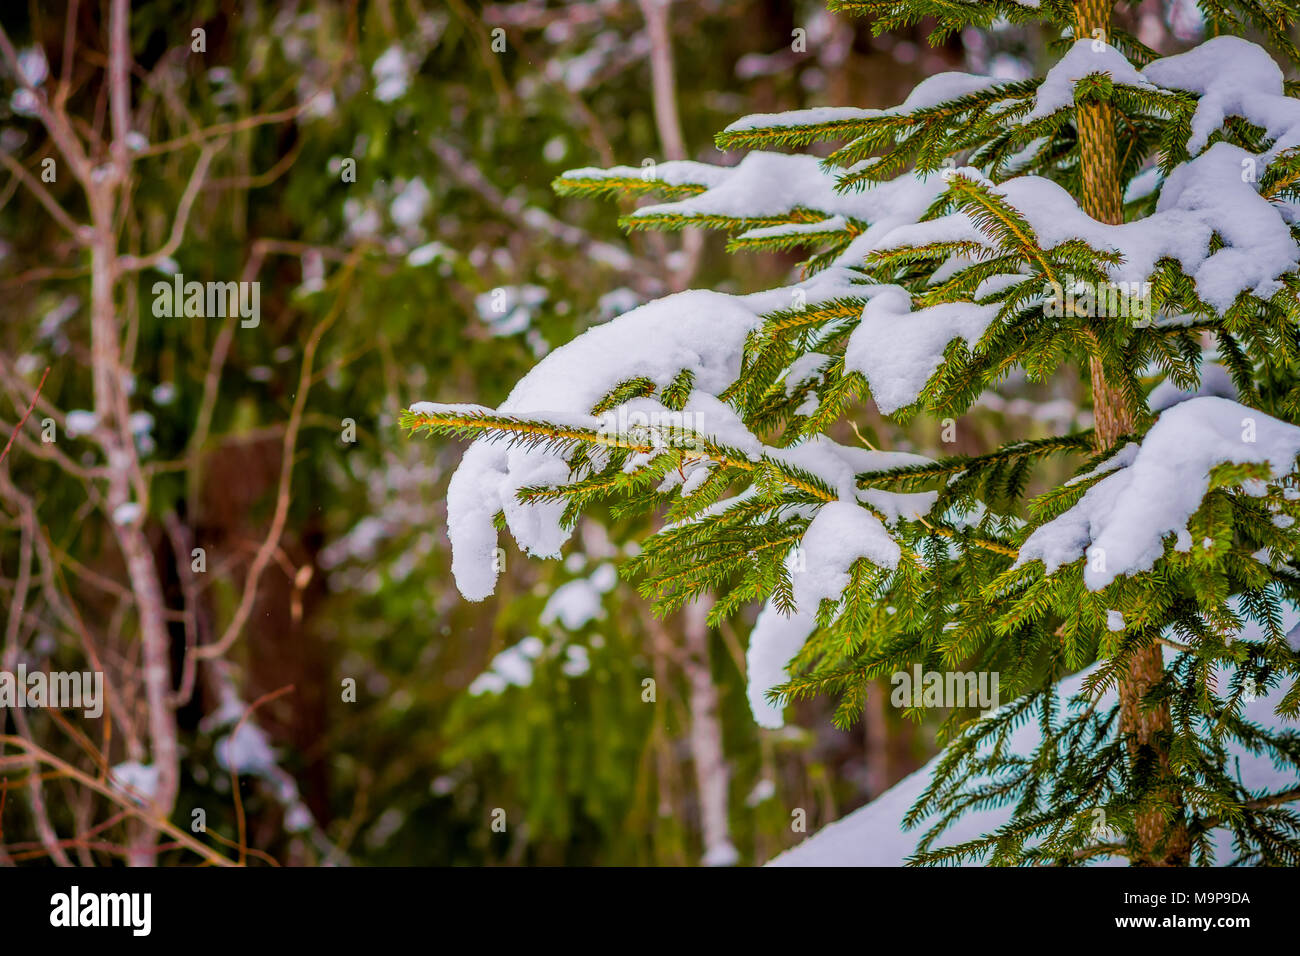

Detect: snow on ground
770,600,1300,866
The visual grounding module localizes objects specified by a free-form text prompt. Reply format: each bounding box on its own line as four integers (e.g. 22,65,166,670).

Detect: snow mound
1017,396,1300,589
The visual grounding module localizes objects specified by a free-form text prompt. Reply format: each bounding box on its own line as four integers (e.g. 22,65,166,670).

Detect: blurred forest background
0,0,1205,865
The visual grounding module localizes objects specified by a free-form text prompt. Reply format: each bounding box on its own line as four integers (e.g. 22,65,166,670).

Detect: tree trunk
682,601,738,866
1072,0,1189,866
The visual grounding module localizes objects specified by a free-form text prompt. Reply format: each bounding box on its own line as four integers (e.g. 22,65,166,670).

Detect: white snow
563,159,731,191
468,636,546,696
110,762,159,802
723,72,1001,136
443,290,763,600
745,485,935,729
64,410,98,437
16,45,48,86
722,106,875,135
746,778,777,807
783,352,831,396
797,500,903,597
1143,36,1300,158
1027,40,1152,121
702,841,741,867
747,603,818,730
216,722,277,775
736,216,850,244
372,46,413,102
629,153,941,231
880,146,1299,313
541,565,616,630
407,241,453,267
474,285,547,337
844,285,1002,415
429,37,1300,761
561,643,590,677
389,178,431,229
1017,397,1300,589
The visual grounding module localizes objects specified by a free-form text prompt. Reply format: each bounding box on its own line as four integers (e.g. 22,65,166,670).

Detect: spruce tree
406,0,1300,865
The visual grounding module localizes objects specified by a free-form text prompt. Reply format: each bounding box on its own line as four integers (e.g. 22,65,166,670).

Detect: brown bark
1073,0,1188,866
864,679,890,798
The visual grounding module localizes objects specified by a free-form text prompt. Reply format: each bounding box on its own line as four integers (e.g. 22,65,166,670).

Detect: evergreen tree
407,0,1300,865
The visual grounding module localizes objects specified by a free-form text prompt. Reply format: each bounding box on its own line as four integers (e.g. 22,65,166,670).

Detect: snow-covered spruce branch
412,0,1300,865
404,404,842,504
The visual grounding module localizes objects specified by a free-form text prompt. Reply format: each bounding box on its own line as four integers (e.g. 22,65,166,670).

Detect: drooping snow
744,472,936,729
844,286,1002,415
1143,36,1300,158
747,602,818,730
798,500,903,596
440,290,762,600
1017,397,1300,589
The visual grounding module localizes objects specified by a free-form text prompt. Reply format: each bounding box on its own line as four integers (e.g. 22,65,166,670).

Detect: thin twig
0,366,49,469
